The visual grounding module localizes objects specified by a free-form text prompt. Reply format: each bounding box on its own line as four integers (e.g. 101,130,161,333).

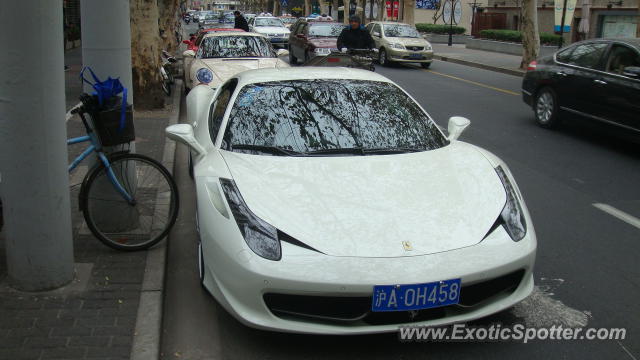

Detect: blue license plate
372,278,461,312
409,54,423,59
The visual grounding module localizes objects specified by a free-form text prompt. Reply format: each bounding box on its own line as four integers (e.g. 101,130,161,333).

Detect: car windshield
384,25,420,38
309,24,344,37
223,79,447,155
199,36,275,58
205,14,217,20
280,17,296,24
255,18,284,27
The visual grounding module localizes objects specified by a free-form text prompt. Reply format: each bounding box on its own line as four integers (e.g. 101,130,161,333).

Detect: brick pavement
0,45,176,360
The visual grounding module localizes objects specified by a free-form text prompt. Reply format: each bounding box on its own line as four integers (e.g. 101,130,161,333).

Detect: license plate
409,54,423,59
372,278,461,312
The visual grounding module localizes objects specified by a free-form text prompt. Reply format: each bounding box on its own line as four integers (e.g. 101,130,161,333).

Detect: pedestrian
233,10,249,32
337,15,374,51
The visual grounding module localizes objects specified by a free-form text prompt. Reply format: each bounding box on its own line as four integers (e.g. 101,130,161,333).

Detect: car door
599,43,640,131
555,42,609,118
370,24,382,49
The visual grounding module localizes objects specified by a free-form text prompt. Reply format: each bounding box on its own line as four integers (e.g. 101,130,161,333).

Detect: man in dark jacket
233,11,250,32
336,15,374,50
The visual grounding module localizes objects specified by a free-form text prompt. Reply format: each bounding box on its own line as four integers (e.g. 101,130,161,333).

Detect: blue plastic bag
80,67,129,132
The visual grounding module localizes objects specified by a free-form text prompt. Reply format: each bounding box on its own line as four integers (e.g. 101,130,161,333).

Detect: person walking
233,11,250,32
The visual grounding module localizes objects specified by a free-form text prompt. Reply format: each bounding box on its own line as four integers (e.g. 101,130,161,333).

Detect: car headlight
220,179,281,261
390,43,405,50
495,166,527,241
314,48,331,55
196,68,213,84
424,43,432,51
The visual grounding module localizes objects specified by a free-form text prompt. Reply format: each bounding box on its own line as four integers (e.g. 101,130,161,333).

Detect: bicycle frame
67,113,135,204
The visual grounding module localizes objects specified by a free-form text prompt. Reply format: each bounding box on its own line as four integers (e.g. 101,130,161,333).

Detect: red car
182,28,246,52
288,19,343,64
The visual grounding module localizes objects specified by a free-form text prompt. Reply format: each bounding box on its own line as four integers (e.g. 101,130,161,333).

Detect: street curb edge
433,55,525,77
130,79,182,360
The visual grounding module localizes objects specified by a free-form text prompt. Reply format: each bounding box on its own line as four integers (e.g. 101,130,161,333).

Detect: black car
522,38,640,132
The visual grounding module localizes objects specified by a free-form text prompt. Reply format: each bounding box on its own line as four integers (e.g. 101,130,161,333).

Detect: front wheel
379,48,391,67
162,80,171,96
80,153,179,251
534,87,560,128
421,62,431,69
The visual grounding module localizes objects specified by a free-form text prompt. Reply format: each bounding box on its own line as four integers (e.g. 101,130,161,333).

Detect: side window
566,43,609,69
606,44,640,76
555,46,574,63
209,80,238,145
365,23,373,32
373,24,381,35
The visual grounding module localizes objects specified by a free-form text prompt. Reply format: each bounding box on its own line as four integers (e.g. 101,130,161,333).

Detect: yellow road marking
419,68,520,96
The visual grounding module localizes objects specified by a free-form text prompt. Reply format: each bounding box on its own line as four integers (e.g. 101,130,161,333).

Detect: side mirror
447,116,470,141
165,124,207,155
276,49,289,57
622,66,640,78
182,40,192,45
183,50,196,57
373,32,381,37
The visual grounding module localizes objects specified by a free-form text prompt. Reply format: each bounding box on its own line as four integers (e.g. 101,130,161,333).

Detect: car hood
220,142,507,258
387,37,430,47
308,37,338,48
194,58,288,85
255,26,290,34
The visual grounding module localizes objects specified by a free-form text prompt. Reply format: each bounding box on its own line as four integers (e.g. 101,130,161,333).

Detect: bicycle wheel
80,153,179,251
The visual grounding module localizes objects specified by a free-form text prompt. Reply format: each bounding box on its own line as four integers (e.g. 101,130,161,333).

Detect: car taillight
527,61,537,71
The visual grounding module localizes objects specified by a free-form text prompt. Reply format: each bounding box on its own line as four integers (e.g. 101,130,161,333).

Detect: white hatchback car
166,67,537,334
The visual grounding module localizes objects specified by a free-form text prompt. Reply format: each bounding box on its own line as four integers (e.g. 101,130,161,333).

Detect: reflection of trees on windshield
256,18,285,27
223,80,447,154
309,25,344,37
199,36,275,58
384,25,420,38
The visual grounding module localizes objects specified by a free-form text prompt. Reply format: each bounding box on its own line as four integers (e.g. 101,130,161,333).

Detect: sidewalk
432,43,526,77
0,48,180,359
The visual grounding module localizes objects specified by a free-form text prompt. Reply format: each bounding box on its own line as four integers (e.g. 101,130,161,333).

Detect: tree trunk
637,2,640,37
333,0,339,19
130,0,165,109
377,0,384,20
305,0,311,15
158,0,181,53
343,0,350,23
403,0,414,25
520,0,540,69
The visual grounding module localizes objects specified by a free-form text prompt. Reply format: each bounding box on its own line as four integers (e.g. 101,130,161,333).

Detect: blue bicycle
68,94,179,251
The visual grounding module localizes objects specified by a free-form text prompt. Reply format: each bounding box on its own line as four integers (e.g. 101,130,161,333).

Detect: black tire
167,68,175,85
289,51,298,65
534,87,560,128
421,62,431,69
80,153,179,251
188,152,194,180
379,48,391,67
197,239,206,287
162,80,171,96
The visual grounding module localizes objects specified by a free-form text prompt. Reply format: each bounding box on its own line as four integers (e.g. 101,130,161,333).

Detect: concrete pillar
0,0,74,291
80,0,133,102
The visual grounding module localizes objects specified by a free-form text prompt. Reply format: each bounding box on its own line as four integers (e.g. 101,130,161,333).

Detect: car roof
368,21,412,26
308,21,342,25
569,38,640,50
233,67,393,88
203,32,265,38
203,28,245,32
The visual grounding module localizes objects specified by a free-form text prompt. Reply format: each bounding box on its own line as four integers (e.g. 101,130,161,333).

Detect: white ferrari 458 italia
166,67,537,334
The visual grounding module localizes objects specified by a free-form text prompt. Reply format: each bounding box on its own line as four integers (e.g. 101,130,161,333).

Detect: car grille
263,269,525,325
268,33,285,37
407,46,424,51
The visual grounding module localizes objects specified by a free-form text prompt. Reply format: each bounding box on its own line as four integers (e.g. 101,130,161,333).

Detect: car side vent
482,217,504,240
277,230,324,254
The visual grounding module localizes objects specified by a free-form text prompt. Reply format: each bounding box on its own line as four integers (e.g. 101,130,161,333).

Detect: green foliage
479,29,561,45
416,23,466,35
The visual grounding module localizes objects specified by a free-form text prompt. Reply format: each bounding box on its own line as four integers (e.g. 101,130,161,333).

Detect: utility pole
0,0,74,291
558,0,568,48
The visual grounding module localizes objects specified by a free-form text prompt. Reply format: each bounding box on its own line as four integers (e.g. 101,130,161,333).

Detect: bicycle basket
90,97,135,147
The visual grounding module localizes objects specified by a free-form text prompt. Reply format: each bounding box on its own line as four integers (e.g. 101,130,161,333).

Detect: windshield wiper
362,146,427,154
305,147,365,156
232,144,305,156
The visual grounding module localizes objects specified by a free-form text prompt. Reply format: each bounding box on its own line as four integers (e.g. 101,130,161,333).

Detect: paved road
161,34,640,359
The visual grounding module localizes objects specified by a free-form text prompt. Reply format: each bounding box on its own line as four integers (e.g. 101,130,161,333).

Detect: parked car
288,19,343,64
248,16,290,48
182,32,289,91
166,66,536,334
365,21,434,68
522,38,640,132
199,13,219,29
182,28,247,80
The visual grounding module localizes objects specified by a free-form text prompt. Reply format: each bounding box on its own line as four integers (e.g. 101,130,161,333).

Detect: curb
433,54,525,77
130,79,182,360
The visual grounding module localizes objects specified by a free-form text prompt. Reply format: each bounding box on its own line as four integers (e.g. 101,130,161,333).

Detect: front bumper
387,48,434,63
200,215,537,334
